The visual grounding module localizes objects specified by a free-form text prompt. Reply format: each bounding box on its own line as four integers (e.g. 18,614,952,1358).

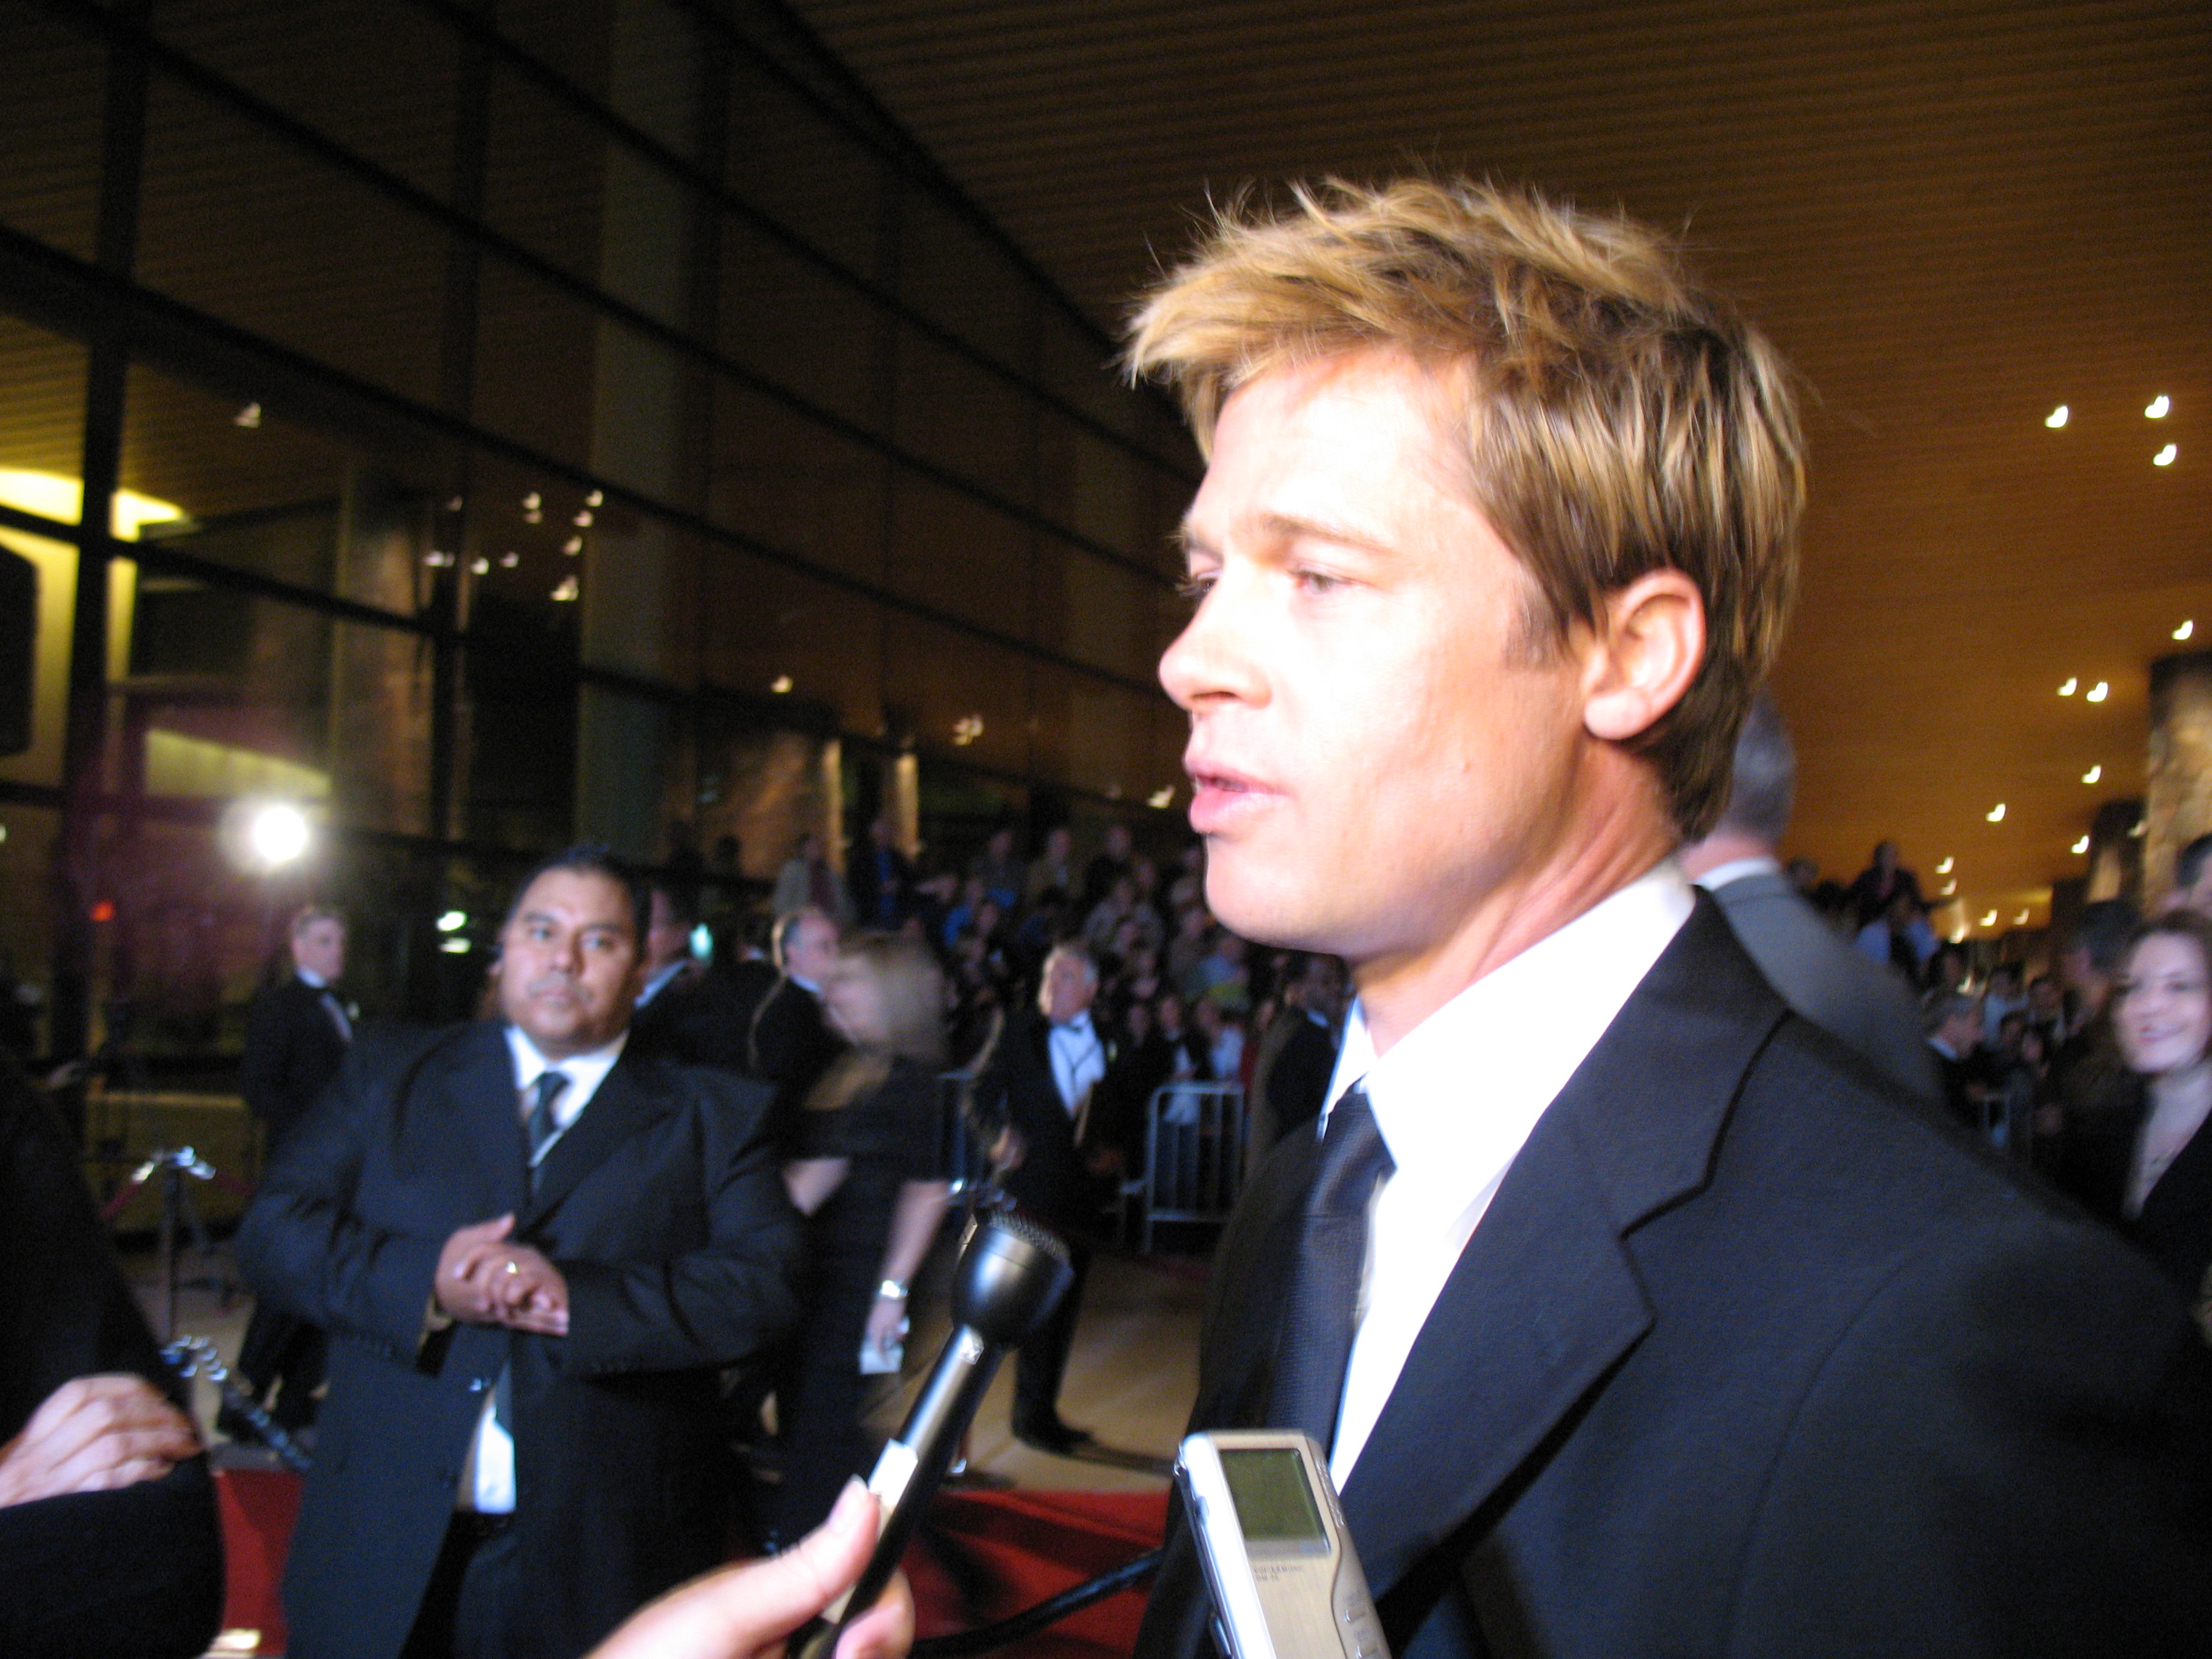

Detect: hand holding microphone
797,1211,1075,1659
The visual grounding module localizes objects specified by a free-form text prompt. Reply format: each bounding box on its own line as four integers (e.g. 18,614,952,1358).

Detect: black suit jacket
971,1010,1104,1228
240,973,351,1156
2056,1078,2212,1309
630,962,756,1072
749,976,845,1153
236,1023,800,1659
1137,900,2212,1659
0,1058,224,1659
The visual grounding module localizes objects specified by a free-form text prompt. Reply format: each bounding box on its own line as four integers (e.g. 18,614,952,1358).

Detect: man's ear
1581,569,1706,742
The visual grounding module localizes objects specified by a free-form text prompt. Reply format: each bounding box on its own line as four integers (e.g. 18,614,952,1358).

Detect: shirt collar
1051,1010,1096,1038
1322,860,1696,1181
296,967,329,989
504,1024,629,1130
1690,854,1783,892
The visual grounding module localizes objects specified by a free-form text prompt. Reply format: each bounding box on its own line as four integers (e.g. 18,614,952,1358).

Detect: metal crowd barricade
935,1067,993,1205
1141,1082,1244,1253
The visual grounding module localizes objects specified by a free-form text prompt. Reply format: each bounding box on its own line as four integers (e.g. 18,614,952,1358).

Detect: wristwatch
877,1278,909,1301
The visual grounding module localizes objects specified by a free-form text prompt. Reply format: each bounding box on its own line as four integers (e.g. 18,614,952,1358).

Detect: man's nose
1159,577,1265,712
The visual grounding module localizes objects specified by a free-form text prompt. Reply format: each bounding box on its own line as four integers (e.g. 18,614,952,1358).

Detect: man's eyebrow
1250,510,1394,555
1178,512,1395,559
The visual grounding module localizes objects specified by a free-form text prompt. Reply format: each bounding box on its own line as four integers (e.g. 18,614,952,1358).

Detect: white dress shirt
1048,1012,1107,1116
460,1026,628,1513
1319,861,1695,1484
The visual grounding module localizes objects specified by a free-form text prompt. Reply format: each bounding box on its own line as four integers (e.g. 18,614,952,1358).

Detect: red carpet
212,1470,1165,1659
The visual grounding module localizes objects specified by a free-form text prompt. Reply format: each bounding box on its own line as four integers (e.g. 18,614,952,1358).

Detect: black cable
909,1548,1163,1659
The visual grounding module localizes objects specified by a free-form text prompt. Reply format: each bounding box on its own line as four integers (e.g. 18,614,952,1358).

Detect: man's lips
1185,760,1277,830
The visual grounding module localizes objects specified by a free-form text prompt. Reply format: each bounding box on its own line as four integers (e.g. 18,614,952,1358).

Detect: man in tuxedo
236,848,799,1659
1127,177,2211,1659
971,942,1111,1452
749,906,845,1154
230,905,354,1438
1678,695,1936,1101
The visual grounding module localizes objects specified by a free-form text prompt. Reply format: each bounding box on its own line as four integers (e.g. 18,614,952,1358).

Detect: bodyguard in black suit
237,850,800,1659
1124,177,2212,1659
629,880,754,1073
233,905,354,1435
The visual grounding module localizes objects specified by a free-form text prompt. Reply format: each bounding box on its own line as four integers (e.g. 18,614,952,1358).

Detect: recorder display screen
1220,1448,1328,1543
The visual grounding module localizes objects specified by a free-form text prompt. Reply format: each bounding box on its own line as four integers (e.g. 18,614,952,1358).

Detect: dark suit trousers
1012,1239,1090,1433
235,1302,326,1427
401,1518,524,1659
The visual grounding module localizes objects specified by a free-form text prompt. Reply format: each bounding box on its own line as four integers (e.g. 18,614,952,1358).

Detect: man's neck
1353,812,1678,1055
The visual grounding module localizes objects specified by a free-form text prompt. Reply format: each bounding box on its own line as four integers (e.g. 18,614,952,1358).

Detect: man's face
292,917,345,982
2185,868,2212,916
644,891,691,974
1161,350,1590,965
494,868,642,1059
788,914,839,985
1039,953,1096,1024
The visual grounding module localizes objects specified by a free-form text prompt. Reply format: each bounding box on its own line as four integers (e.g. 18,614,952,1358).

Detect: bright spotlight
246,802,311,869
437,910,468,933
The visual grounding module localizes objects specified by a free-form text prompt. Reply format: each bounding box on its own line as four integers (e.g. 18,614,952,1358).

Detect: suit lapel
421,1023,529,1218
520,1053,668,1226
1336,899,1788,1602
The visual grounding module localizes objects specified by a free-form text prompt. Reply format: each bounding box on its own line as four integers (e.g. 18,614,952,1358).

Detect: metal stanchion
163,1335,313,1474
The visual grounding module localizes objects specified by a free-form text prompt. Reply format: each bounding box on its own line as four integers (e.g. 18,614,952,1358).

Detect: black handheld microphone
799,1210,1074,1659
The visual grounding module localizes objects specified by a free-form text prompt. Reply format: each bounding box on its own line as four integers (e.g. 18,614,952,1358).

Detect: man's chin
1203,864,1334,954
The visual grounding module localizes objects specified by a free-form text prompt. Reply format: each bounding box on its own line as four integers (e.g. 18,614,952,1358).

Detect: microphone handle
800,1324,1006,1659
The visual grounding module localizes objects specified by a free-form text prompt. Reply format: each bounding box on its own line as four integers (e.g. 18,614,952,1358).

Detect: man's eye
1176,572,1216,605
1293,566,1344,594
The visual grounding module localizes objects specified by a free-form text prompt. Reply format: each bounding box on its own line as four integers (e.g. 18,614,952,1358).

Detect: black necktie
526,1070,568,1173
494,1070,570,1438
1269,1085,1393,1452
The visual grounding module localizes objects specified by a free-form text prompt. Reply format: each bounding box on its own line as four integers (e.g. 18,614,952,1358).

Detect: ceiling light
2057,677,2077,696
1949,928,1966,943
1148,786,1176,809
563,536,582,555
2147,395,2171,419
586,489,603,507
2087,681,2110,702
1986,803,2005,822
522,492,541,511
2082,765,2102,785
1979,910,1998,928
1940,879,1957,896
769,675,793,694
951,714,985,746
2177,621,2196,642
1936,856,1954,874
436,910,467,932
2014,910,2030,925
469,556,490,575
524,508,542,523
233,402,261,429
2072,836,2090,854
498,552,518,568
440,937,471,954
574,510,594,527
2132,819,2148,837
2154,444,2177,467
445,495,464,512
2045,404,2070,429
551,575,580,602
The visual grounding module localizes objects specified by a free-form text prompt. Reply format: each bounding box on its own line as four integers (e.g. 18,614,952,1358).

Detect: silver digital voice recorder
1176,1430,1390,1659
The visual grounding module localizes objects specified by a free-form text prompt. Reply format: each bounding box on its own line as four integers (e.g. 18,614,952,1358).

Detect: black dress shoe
1013,1418,1092,1455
